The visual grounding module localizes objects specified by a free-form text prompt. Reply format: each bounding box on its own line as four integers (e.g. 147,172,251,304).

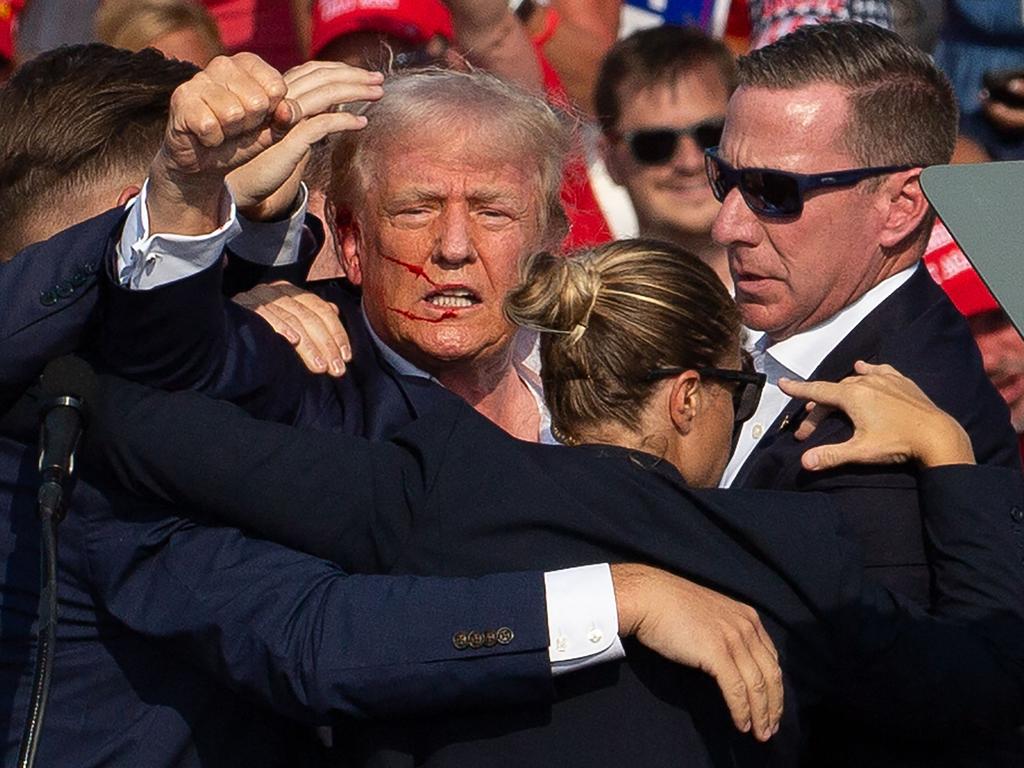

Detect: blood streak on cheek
388,307,459,323
380,254,438,286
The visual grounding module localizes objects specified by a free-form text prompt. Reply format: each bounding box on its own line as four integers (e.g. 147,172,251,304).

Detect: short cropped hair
737,21,957,167
0,44,197,256
594,25,736,133
332,66,572,246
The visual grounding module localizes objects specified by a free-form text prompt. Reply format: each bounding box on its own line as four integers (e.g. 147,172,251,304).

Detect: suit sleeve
86,373,419,570
81,485,552,723
0,207,123,398
827,464,1024,734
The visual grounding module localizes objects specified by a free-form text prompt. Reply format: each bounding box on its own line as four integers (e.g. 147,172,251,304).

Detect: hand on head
779,361,975,471
148,54,384,232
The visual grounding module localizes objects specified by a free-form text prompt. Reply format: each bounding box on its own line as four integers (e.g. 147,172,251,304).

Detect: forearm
86,375,386,567
445,0,544,92
85,498,553,722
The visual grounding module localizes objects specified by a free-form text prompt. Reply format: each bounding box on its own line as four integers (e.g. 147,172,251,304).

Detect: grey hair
332,67,572,245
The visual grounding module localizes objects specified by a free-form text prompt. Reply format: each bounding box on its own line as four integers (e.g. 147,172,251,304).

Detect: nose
434,205,476,267
711,186,759,248
671,134,706,173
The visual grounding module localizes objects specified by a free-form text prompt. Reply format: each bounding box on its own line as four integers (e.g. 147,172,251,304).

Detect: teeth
428,296,475,308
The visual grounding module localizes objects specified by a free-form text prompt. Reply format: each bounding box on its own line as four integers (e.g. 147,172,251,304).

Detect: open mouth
424,287,482,309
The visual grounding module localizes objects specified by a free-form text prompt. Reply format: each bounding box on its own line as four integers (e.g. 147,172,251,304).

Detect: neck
431,347,541,441
641,222,732,290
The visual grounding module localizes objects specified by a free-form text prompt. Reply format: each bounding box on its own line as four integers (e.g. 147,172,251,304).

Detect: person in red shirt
925,219,1024,458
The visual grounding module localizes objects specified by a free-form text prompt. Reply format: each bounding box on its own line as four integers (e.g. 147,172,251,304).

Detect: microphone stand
17,396,79,768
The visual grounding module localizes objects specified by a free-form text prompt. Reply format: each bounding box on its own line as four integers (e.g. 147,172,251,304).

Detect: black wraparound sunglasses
703,146,915,218
645,365,766,425
618,118,725,166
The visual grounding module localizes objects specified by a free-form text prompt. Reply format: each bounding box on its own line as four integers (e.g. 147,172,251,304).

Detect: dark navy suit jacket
87,374,1024,768
733,265,1024,764
0,211,553,767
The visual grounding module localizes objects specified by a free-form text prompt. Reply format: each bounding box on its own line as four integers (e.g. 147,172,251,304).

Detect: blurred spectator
934,0,1024,161
747,0,892,48
16,0,98,61
925,220,1024,457
517,0,621,114
310,0,452,67
96,0,224,66
0,0,21,79
890,0,942,51
596,25,734,286
201,0,301,70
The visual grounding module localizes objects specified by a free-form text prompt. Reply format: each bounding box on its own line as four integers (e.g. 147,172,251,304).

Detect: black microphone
36,356,97,521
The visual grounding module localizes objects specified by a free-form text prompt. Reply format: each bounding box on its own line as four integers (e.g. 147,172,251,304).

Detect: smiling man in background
596,25,735,288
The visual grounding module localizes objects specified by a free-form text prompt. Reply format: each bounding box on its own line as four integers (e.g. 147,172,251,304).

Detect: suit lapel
733,264,938,488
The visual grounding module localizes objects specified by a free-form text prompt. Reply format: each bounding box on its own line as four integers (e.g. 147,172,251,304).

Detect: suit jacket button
39,290,58,306
81,261,99,275
483,630,498,647
71,270,89,287
495,627,514,646
452,631,469,650
1011,506,1023,523
468,631,485,649
56,281,74,298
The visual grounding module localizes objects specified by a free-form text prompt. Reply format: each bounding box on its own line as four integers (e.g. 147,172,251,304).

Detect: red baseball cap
924,219,1001,318
311,0,454,58
0,0,24,63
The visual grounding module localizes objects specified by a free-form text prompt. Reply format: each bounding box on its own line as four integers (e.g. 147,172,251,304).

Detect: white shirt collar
754,264,918,380
361,308,554,443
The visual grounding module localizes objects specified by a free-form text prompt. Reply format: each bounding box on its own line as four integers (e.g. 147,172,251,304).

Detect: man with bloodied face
331,68,570,443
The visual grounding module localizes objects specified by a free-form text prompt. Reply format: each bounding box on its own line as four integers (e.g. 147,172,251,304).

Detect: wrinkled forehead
364,121,547,203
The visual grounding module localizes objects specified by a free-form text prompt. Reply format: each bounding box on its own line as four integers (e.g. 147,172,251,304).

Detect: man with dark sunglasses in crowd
708,21,1024,766
595,25,735,288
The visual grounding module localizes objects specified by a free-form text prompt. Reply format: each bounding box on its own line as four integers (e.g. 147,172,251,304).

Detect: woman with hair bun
88,239,1023,765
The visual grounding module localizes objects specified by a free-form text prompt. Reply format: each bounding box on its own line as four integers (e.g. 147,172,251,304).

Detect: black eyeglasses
618,118,725,166
704,146,915,218
645,365,766,425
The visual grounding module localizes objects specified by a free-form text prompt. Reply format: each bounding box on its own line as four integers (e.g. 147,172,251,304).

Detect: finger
229,52,288,113
853,360,900,378
793,402,833,441
281,112,369,150
197,82,250,141
290,81,385,121
801,436,884,471
723,626,772,741
247,302,301,346
264,293,342,375
707,649,753,736
747,616,784,736
256,302,330,374
170,80,226,148
778,377,846,408
285,62,385,96
290,293,350,375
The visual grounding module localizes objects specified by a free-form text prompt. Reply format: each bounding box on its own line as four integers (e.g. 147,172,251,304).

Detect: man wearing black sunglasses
595,25,735,287
711,21,1024,767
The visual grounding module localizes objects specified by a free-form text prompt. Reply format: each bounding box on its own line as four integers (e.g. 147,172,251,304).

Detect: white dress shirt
115,184,623,672
720,265,918,488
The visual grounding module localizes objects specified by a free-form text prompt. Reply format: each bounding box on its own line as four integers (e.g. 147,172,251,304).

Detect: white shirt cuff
116,179,240,290
545,563,624,675
231,184,309,266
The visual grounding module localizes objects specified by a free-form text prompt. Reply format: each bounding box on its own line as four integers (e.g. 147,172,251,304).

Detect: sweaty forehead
720,84,854,171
